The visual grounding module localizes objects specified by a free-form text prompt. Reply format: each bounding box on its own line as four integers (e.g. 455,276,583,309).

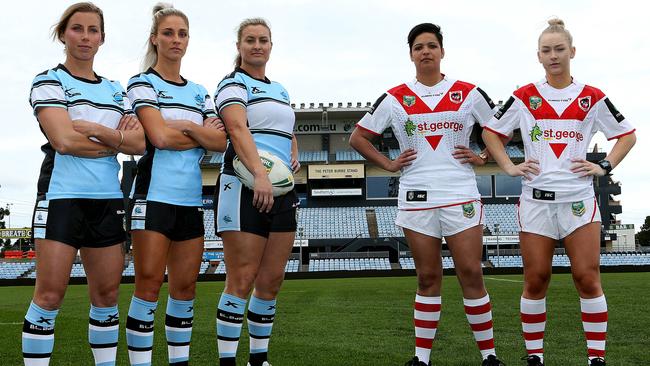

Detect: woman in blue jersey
213,18,299,366
23,3,144,366
124,4,226,366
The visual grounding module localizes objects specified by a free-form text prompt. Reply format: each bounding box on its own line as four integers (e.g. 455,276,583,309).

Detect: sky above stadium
0,0,648,230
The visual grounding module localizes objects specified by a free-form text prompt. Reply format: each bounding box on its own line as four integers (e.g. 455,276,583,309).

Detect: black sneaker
590,358,606,366
482,355,506,366
521,355,544,366
404,356,430,366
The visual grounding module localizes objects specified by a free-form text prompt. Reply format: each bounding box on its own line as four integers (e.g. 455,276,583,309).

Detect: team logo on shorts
579,96,592,112
113,92,125,107
402,95,416,107
223,215,232,223
529,96,542,110
462,203,476,218
571,201,586,216
195,94,206,109
450,90,463,104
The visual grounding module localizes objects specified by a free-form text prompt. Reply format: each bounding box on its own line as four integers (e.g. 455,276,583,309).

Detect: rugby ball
233,150,294,196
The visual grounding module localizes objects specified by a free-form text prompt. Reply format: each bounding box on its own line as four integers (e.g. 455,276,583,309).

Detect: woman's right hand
384,148,417,172
253,173,274,213
504,159,540,180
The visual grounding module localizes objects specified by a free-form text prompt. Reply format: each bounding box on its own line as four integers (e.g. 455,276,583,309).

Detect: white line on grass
0,322,23,325
484,277,523,283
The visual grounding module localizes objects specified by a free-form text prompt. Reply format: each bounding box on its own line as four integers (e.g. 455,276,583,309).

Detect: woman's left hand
570,158,606,177
453,145,486,166
291,157,301,173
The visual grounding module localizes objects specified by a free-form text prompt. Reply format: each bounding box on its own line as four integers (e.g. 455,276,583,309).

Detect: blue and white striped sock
22,301,59,366
247,296,276,366
126,296,157,366
216,293,247,365
166,297,194,365
89,305,119,366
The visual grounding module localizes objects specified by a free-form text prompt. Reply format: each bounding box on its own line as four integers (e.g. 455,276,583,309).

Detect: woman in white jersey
213,18,300,366
124,4,226,366
22,3,144,366
483,19,636,366
350,23,505,366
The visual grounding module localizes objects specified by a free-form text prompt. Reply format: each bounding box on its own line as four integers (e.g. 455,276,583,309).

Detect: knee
135,273,165,302
573,271,602,297
254,272,285,299
90,286,119,307
416,270,441,293
33,290,65,310
524,270,552,297
170,282,197,301
225,271,257,298
456,265,485,290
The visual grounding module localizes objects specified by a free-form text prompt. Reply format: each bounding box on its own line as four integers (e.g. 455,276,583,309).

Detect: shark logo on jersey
530,123,542,142
64,87,81,98
579,96,592,112
571,201,586,216
404,119,416,137
251,86,266,94
450,90,463,104
280,91,289,101
195,94,206,109
529,96,542,110
157,90,173,99
402,95,416,107
112,92,125,107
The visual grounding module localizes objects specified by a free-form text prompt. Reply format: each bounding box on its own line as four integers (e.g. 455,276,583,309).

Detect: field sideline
1,273,648,365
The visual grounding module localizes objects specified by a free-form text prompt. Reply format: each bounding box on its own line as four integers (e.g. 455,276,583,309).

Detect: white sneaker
246,363,271,366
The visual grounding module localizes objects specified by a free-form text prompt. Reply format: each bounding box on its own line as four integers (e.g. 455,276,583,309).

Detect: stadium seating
488,252,650,268
335,150,365,161
308,258,390,272
297,207,370,239
203,209,218,241
505,145,525,158
483,204,519,235
213,259,300,274
209,153,224,164
400,256,455,269
0,261,35,279
298,150,328,162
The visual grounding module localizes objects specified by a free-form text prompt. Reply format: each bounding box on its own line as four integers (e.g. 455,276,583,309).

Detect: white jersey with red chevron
486,79,635,203
357,77,496,210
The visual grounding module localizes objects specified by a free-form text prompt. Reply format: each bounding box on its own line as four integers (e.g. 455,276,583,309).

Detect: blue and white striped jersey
127,68,216,206
29,64,132,200
214,68,295,175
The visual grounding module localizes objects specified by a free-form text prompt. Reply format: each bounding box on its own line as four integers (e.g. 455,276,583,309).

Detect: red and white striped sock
463,294,496,359
520,297,546,362
581,295,607,362
414,294,441,363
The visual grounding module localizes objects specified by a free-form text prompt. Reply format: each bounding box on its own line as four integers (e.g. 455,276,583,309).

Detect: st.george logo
462,203,476,218
578,96,591,112
449,90,463,104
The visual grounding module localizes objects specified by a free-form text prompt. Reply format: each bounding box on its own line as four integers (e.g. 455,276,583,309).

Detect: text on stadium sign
0,228,32,239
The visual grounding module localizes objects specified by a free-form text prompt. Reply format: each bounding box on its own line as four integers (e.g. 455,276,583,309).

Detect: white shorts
395,200,483,239
517,196,601,240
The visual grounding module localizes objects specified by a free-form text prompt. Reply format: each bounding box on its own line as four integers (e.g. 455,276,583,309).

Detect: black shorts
129,199,204,241
32,198,125,249
215,174,298,238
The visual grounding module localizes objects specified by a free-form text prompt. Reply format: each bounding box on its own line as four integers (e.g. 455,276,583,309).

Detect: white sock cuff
463,293,490,307
521,297,546,305
580,294,606,305
415,294,441,304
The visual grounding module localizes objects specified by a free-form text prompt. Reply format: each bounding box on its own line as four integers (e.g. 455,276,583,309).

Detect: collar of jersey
540,76,576,91
146,67,188,87
56,63,102,84
412,74,447,89
236,67,271,84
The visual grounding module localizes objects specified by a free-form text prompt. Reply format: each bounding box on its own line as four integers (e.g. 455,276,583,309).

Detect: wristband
116,130,124,150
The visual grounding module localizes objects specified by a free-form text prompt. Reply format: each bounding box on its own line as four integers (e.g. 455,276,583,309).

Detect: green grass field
1,273,649,365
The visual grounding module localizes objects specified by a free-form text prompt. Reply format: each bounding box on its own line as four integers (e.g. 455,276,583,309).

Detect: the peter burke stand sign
0,228,32,239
